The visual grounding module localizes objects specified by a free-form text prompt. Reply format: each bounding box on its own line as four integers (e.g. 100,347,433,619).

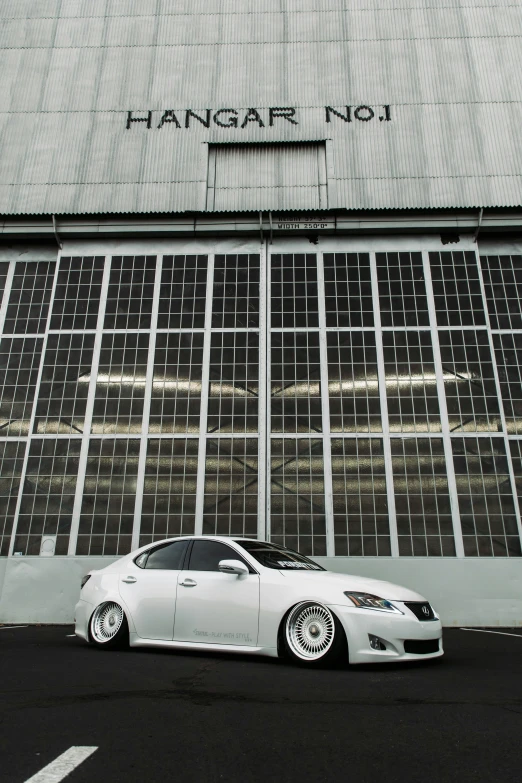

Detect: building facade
1,0,522,624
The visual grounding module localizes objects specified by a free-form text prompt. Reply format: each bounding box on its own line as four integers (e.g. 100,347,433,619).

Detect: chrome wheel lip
286,601,335,661
91,602,124,644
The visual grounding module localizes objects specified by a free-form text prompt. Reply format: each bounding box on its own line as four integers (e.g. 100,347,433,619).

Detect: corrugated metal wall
0,0,521,213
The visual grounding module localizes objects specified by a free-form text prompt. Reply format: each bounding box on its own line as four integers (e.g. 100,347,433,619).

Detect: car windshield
234,540,325,571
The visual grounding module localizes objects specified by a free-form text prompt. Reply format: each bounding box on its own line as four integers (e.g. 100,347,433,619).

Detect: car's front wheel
89,602,128,649
284,601,346,666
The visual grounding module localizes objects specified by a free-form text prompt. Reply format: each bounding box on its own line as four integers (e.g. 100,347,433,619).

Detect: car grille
404,602,436,621
404,639,440,655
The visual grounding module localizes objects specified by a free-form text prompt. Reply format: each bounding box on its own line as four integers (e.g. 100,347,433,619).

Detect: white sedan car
75,536,443,666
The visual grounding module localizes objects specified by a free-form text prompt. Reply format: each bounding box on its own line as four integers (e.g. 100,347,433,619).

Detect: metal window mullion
67,255,111,555
8,251,61,557
421,251,465,558
475,250,522,551
0,260,15,337
370,252,399,557
257,243,267,541
194,254,215,535
316,251,334,556
131,255,163,550
265,244,272,541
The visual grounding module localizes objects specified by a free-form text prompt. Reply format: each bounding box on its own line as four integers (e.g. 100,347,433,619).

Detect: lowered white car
75,536,443,666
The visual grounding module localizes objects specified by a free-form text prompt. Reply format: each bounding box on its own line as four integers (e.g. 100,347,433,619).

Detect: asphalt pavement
1,625,522,783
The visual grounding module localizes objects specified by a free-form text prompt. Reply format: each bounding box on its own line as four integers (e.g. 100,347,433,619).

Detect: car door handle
121,576,137,584
180,579,197,587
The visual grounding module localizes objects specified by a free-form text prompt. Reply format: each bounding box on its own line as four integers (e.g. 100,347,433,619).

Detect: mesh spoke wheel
91,602,124,644
285,602,336,661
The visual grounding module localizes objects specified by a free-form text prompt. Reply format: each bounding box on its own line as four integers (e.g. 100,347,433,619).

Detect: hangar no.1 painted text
125,105,392,129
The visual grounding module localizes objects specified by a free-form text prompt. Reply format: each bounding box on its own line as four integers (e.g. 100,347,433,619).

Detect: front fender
257,572,347,649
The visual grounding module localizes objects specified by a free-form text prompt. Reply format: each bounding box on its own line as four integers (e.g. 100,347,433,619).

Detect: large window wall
0,244,521,558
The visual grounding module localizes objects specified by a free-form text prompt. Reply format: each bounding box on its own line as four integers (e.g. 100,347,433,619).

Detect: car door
173,540,260,646
118,539,189,640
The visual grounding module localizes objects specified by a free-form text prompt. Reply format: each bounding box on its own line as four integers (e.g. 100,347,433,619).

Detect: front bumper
329,602,443,664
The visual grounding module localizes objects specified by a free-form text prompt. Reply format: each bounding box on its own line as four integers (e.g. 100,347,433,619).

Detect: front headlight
344,592,403,614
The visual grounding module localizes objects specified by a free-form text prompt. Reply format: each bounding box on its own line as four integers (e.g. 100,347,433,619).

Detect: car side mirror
218,559,249,576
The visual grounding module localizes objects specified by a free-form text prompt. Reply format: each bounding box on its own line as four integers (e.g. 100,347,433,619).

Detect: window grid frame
3,260,56,336
493,332,522,435
7,253,61,556
481,253,522,331
421,250,465,557
475,250,522,550
0,244,521,559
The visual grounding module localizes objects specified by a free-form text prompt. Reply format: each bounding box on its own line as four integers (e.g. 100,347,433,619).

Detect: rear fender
84,573,137,635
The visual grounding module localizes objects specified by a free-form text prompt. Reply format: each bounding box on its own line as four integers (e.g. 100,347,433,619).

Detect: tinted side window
188,540,252,572
144,540,188,570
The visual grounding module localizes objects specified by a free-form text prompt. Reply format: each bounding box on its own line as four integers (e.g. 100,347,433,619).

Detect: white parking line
0,625,28,630
66,635,76,637
461,628,522,639
23,747,98,783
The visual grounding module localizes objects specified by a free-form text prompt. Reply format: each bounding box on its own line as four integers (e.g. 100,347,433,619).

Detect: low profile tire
284,601,346,667
89,602,128,650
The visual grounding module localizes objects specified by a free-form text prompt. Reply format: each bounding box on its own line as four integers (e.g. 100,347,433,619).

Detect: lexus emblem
422,605,430,616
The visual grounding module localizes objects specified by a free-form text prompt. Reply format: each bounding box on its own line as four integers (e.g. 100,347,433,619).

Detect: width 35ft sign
125,105,392,129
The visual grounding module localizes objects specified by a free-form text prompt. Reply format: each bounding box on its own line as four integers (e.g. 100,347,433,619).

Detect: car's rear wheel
89,602,128,649
284,601,346,666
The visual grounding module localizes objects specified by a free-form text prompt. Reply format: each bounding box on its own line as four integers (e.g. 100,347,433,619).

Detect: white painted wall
0,556,521,627
316,558,522,627
0,557,117,624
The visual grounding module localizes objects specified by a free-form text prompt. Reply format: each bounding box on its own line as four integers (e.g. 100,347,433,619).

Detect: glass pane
323,252,373,328
92,332,149,434
50,256,104,330
376,251,429,327
392,438,455,556
0,337,43,435
140,439,198,545
189,539,246,571
327,331,381,433
34,333,95,434
271,254,318,328
15,438,81,556
382,331,440,432
270,438,326,556
4,261,55,334
158,255,207,330
494,333,522,434
104,256,156,330
429,251,486,327
145,540,189,570
481,254,522,330
452,437,520,556
0,440,26,556
439,330,501,433
212,254,259,328
271,332,322,433
208,332,259,434
203,438,258,538
332,438,390,556
150,332,203,434
77,438,140,556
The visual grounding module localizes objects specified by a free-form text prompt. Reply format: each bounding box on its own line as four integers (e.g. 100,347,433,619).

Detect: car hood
279,569,428,602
